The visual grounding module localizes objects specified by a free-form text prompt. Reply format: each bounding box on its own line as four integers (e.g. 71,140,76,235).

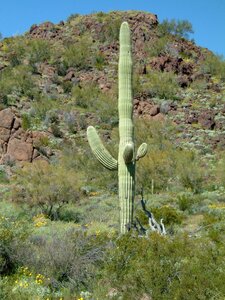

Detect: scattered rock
0,108,15,129
198,111,215,130
7,139,33,162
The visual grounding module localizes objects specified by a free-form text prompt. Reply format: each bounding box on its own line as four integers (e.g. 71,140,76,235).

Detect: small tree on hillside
158,19,194,39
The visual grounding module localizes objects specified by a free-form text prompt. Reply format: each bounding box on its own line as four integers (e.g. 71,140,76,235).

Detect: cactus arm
123,143,134,164
136,142,148,161
87,126,118,171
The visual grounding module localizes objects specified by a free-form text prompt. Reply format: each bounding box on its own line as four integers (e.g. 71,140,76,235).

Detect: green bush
0,65,35,105
71,83,100,109
201,53,225,81
93,232,225,299
175,150,204,193
99,16,122,43
135,119,177,191
144,70,179,99
21,113,32,130
158,19,194,39
15,228,109,294
147,36,172,57
0,214,30,275
30,95,57,120
62,36,93,70
27,39,52,67
5,37,26,67
11,160,81,220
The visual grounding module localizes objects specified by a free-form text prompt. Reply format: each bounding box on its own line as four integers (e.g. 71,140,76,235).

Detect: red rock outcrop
0,108,52,164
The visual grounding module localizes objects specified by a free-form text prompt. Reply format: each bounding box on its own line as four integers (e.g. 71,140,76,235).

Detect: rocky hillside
0,10,224,167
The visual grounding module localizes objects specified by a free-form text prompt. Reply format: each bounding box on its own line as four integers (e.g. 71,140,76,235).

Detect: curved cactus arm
123,143,134,164
87,126,118,170
136,143,148,161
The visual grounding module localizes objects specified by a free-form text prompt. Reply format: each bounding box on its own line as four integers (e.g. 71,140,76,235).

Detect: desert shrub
67,13,80,22
147,36,172,57
57,206,83,222
201,53,225,81
135,119,177,191
175,150,204,193
0,65,35,105
71,83,118,126
0,214,30,275
4,37,26,67
177,192,195,211
189,78,208,91
50,123,63,138
71,83,100,109
64,112,77,134
44,109,59,125
27,39,52,67
61,80,73,92
30,94,57,120
15,228,109,294
0,168,9,184
11,160,81,219
158,19,194,39
21,113,32,130
93,232,225,299
93,51,106,70
62,36,93,70
99,16,122,43
214,152,225,187
144,70,179,99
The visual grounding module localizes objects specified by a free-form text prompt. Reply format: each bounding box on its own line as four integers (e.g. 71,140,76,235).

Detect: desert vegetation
0,10,224,300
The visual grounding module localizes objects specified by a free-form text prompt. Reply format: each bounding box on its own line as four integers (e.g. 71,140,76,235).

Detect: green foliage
11,160,81,219
99,16,122,43
27,39,52,67
93,233,225,299
0,65,35,105
0,168,9,184
15,228,109,294
66,13,80,22
62,36,93,70
135,119,176,191
72,83,100,109
177,193,195,211
202,53,225,81
158,19,194,39
143,70,179,99
30,95,57,120
175,150,204,193
147,36,172,57
93,51,106,70
0,214,30,275
5,37,27,67
21,113,32,130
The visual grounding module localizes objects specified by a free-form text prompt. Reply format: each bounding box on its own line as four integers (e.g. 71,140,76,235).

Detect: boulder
0,108,15,129
149,105,160,116
0,128,11,142
198,111,215,130
7,139,33,162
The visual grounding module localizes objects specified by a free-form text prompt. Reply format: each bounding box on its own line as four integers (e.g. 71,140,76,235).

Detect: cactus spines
87,22,147,234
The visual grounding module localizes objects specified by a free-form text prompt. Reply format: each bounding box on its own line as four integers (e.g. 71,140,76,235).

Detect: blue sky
0,0,225,56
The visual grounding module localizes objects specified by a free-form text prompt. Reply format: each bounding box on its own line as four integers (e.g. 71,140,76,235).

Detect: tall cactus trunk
118,22,135,233
86,22,147,234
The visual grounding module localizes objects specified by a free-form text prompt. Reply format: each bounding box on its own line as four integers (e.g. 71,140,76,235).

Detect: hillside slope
0,10,224,178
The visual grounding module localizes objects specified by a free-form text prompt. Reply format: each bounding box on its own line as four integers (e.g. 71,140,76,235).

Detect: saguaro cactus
87,22,147,234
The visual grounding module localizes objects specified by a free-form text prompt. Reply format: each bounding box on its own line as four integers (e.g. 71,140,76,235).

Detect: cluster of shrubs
0,207,224,299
